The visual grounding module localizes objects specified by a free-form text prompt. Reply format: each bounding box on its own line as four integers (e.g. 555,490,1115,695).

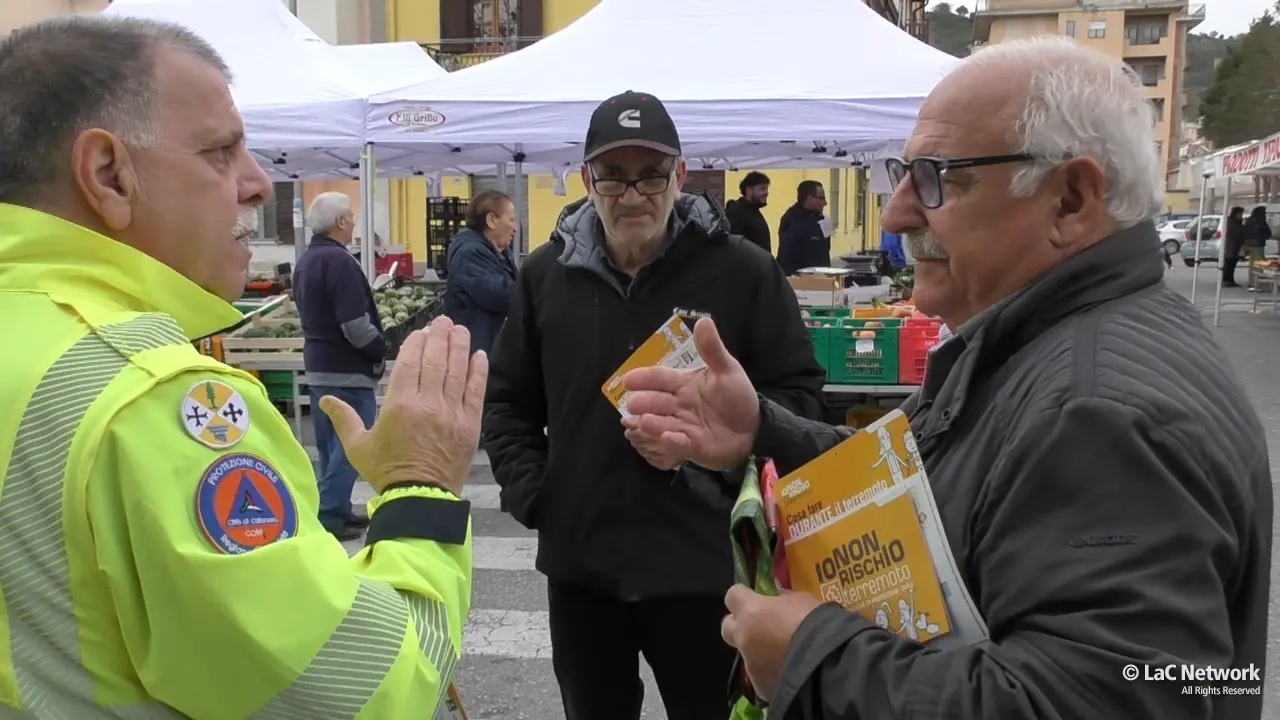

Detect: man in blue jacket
293,192,386,540
777,181,829,275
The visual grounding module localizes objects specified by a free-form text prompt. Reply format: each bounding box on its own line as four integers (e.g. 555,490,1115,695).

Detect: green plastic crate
806,325,833,376
828,318,901,385
801,306,848,320
259,370,294,403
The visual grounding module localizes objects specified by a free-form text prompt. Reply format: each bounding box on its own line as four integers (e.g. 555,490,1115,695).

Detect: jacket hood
552,190,731,263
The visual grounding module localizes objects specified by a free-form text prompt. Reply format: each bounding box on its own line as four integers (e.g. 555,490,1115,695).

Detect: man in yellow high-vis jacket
0,16,489,719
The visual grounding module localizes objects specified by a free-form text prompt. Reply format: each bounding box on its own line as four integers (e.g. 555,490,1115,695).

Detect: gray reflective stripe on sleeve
340,316,381,349
250,581,459,719
0,313,190,718
403,594,460,716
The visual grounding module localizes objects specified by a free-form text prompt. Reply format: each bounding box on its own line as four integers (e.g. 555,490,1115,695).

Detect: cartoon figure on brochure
872,588,942,641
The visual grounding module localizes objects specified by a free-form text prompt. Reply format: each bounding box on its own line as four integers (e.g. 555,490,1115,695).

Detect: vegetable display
239,321,300,339
375,285,439,329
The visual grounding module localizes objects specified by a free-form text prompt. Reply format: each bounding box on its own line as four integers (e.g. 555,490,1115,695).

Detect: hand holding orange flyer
601,314,705,416
773,411,988,648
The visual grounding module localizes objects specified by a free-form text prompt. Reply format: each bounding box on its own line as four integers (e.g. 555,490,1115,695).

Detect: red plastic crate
898,318,943,385
376,252,414,279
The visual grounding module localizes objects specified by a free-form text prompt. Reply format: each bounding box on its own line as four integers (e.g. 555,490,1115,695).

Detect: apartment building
973,0,1204,175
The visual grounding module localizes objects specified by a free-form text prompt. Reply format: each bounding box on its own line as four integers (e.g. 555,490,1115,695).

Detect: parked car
1180,215,1223,267
1157,219,1193,254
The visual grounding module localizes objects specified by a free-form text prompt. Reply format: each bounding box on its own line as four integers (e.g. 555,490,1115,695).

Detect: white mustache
905,230,948,261
232,211,258,241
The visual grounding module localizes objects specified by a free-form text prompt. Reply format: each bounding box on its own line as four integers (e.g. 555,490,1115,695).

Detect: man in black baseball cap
583,90,682,163
483,90,826,720
576,90,687,271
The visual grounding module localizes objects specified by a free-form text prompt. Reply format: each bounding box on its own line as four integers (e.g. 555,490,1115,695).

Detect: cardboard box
789,276,845,307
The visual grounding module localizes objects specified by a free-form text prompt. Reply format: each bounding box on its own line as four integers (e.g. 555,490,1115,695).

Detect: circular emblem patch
180,380,251,449
196,453,298,555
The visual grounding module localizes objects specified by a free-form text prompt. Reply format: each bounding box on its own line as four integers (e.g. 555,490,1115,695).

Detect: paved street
1166,263,1280,720
310,261,1280,719
337,456,668,720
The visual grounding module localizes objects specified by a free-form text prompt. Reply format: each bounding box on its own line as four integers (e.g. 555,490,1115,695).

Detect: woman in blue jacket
442,190,518,354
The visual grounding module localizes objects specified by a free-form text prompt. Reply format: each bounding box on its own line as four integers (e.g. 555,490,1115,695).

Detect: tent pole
1213,181,1234,326
361,143,377,284
287,0,305,269
513,146,527,267
1191,171,1211,305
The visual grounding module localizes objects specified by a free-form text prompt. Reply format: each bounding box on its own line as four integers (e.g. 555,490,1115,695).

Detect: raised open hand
322,316,489,496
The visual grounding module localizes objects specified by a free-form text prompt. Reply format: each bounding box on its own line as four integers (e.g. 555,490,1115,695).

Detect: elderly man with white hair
619,36,1271,720
294,191,388,540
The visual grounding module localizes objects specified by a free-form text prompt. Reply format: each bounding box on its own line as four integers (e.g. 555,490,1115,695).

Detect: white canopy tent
104,0,491,279
104,0,367,156
335,42,448,94
366,0,959,169
103,0,490,181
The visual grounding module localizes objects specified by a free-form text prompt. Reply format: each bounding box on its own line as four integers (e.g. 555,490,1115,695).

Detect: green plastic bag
729,694,768,720
726,458,777,719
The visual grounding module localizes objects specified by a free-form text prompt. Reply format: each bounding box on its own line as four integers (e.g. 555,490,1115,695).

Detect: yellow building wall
545,0,600,34
387,0,879,262
1163,189,1192,213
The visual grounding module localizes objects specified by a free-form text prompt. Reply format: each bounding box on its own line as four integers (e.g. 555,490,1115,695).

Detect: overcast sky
948,0,1274,36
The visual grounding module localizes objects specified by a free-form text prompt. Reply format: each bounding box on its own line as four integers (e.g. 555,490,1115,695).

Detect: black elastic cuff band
365,496,471,547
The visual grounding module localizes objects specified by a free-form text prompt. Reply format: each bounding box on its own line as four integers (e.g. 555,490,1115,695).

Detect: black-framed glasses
589,165,675,197
885,154,1034,209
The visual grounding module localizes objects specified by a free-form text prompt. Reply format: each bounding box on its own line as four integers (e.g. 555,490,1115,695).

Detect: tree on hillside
928,2,975,58
1183,32,1238,117
1199,4,1280,148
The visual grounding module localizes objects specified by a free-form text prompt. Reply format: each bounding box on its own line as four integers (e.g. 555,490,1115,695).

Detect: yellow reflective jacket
0,204,472,719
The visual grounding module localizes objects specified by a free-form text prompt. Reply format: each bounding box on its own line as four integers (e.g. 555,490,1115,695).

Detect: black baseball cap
583,91,681,163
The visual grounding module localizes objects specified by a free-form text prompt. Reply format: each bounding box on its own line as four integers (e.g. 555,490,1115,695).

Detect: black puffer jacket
483,191,826,599
725,198,773,255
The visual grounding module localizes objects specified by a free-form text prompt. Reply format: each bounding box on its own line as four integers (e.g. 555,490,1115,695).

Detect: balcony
1124,37,1171,56
903,17,929,43
1178,3,1205,26
421,38,538,71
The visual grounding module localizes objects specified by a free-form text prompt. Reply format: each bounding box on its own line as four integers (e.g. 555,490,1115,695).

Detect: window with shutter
439,0,474,53
518,0,542,47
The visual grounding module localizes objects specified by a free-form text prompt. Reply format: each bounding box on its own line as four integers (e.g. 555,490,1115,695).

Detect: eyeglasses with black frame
884,154,1034,209
588,164,676,198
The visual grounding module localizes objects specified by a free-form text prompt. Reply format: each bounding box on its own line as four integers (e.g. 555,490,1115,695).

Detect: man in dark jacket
777,181,829,275
483,90,826,720
620,37,1272,720
725,171,773,255
293,192,385,541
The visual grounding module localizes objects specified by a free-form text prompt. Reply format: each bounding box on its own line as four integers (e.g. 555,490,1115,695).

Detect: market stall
366,0,957,163
1194,130,1280,325
798,293,937,424
365,0,958,255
